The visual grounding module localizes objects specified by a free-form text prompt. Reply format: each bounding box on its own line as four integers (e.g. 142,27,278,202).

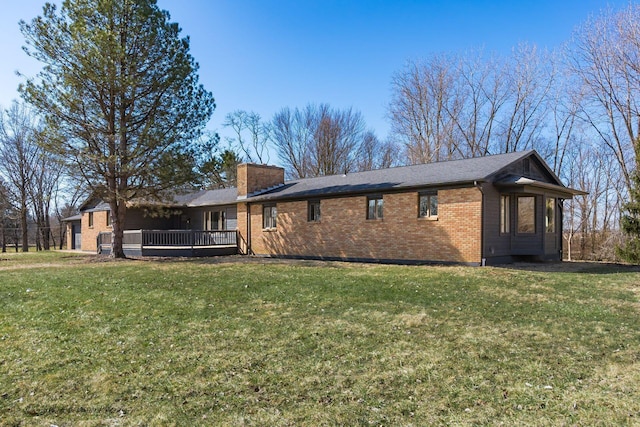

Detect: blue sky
0,0,631,152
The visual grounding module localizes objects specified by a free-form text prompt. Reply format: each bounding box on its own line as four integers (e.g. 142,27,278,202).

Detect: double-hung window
500,195,510,234
263,205,277,229
308,200,321,222
367,196,383,220
545,198,556,233
418,191,438,218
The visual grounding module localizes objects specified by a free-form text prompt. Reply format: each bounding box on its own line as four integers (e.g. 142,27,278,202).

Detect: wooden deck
98,230,238,257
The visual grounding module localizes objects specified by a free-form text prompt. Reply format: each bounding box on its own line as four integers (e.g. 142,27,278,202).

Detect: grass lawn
1,252,639,426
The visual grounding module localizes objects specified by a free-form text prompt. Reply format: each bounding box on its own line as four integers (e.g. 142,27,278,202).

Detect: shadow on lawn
497,261,640,274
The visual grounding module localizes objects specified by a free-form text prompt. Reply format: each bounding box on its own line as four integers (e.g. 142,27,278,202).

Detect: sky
0,0,632,160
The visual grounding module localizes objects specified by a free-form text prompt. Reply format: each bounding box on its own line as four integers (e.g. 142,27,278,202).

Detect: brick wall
244,187,483,264
237,164,285,198
81,210,111,252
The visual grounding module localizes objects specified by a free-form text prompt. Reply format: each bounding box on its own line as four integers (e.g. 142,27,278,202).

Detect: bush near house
1,252,639,425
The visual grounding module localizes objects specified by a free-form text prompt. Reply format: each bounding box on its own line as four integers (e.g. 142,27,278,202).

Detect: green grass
1,252,639,426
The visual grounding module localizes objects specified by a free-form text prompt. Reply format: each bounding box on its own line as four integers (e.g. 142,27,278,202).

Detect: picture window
517,196,535,234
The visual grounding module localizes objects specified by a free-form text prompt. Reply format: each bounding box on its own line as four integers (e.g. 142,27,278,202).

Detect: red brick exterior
241,187,483,264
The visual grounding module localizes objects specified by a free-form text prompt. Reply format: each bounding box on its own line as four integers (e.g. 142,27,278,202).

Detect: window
367,196,383,220
418,192,438,218
500,195,510,234
517,196,535,234
546,198,556,233
204,210,226,230
308,200,321,222
263,205,277,229
88,212,94,228
106,212,111,227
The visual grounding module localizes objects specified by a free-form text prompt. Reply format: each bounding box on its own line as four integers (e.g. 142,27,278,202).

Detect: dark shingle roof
248,150,536,202
81,150,579,209
158,187,239,207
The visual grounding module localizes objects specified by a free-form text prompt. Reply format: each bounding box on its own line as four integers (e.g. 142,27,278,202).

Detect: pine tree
20,0,214,258
617,171,640,263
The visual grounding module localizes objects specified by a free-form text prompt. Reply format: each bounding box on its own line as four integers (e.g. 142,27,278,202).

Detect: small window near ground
308,200,321,222
500,195,510,234
263,205,277,229
546,198,556,233
88,212,94,228
419,192,438,218
367,196,383,220
517,196,535,234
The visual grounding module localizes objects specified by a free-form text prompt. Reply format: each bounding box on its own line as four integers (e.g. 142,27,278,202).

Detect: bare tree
568,4,640,194
356,131,399,172
270,105,315,178
499,43,555,154
28,140,63,250
389,55,459,164
270,103,375,178
224,110,270,164
0,101,41,252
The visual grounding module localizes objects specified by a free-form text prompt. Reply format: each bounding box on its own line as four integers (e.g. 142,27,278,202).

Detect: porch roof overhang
495,176,587,199
62,214,82,222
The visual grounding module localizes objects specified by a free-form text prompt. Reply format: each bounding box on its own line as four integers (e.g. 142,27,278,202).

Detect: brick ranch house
64,150,585,265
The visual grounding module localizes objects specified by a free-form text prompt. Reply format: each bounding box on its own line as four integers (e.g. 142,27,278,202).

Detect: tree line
2,0,639,261
0,101,84,252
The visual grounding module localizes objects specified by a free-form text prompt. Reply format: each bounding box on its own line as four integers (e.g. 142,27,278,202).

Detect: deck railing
97,229,237,253
142,230,237,247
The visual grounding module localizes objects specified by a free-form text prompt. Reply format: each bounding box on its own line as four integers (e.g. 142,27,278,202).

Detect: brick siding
242,187,482,264
81,211,111,252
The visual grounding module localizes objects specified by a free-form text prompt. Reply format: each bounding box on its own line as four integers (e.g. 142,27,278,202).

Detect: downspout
474,181,486,266
559,198,564,261
246,202,252,255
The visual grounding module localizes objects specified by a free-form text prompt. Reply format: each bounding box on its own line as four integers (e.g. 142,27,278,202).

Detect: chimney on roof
237,163,285,198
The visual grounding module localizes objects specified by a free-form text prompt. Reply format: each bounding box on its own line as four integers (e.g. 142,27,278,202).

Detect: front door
72,224,81,250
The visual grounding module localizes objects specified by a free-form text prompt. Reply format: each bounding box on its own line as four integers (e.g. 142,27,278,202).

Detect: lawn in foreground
0,252,639,426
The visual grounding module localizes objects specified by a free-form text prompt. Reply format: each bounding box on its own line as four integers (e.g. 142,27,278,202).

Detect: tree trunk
41,214,51,250
20,199,28,252
109,201,127,258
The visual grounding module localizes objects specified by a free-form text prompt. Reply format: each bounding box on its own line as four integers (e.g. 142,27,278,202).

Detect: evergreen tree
617,171,640,263
20,0,214,258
